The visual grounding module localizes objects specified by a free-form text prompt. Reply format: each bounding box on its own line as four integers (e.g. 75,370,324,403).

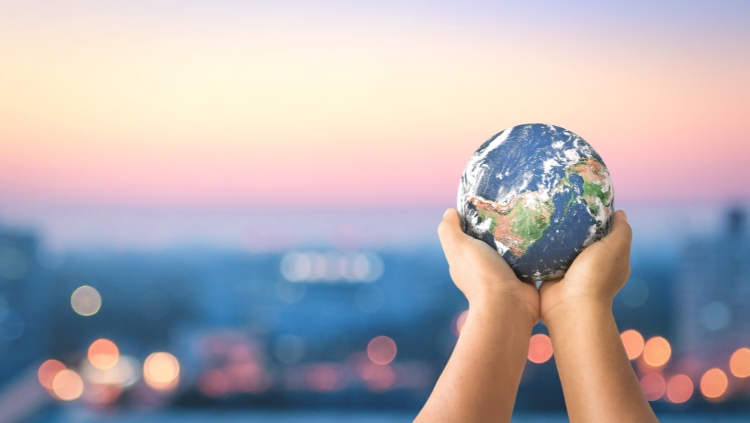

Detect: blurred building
675,207,750,371
0,226,51,386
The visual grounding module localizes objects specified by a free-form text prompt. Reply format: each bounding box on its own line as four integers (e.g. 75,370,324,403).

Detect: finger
601,209,633,251
437,208,472,263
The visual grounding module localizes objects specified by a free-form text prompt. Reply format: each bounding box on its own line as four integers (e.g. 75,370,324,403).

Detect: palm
455,237,541,321
540,216,632,320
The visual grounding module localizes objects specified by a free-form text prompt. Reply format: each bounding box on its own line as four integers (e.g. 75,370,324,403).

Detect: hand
438,208,540,324
539,210,632,324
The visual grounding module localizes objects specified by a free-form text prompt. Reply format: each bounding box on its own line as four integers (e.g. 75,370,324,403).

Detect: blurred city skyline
1,2,749,421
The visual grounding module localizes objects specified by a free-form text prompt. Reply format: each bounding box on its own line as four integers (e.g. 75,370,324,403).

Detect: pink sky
1,1,749,213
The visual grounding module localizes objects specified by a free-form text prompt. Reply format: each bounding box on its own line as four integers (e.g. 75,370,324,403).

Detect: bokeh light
38,360,66,390
643,336,671,367
452,310,469,336
528,334,553,364
367,336,397,365
143,352,180,391
0,310,25,340
274,334,306,364
621,278,649,307
700,368,728,399
729,347,750,378
82,355,141,387
305,364,343,392
666,374,694,404
71,286,102,316
620,329,645,360
52,369,84,401
640,373,666,401
199,369,230,397
280,251,384,283
88,339,119,370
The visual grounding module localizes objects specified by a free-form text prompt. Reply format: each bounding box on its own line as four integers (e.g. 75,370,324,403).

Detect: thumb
437,208,471,264
601,210,633,251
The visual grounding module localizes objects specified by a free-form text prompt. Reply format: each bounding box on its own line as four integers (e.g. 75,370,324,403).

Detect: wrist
471,289,538,328
542,295,613,328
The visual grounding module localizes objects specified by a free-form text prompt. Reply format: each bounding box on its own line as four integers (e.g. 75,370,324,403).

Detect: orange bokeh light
666,374,693,404
367,336,397,365
620,330,644,360
642,336,671,367
528,334,553,364
52,369,84,401
700,368,728,399
143,352,180,391
729,348,750,378
640,373,666,401
88,339,119,370
38,360,66,390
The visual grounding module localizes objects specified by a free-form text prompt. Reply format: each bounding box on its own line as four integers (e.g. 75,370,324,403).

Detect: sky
0,1,749,249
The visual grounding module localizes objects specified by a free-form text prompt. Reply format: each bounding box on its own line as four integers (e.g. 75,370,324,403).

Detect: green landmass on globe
466,158,612,258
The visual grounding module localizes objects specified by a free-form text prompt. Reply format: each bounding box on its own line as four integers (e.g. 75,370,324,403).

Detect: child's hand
438,208,540,324
539,210,632,324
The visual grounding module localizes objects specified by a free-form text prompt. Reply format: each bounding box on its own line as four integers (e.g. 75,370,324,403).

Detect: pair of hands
438,208,633,325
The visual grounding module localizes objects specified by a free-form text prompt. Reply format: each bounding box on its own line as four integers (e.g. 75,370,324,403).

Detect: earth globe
457,123,614,281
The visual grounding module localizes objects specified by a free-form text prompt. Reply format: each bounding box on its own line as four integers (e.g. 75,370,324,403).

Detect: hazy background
0,1,749,422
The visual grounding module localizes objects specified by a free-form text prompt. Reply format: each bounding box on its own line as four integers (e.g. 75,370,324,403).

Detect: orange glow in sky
1,2,749,213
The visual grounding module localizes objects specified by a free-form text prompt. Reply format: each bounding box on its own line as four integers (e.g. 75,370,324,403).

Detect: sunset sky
1,1,749,248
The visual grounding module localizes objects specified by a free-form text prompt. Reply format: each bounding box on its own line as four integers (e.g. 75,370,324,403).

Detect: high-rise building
675,207,750,373
0,226,51,386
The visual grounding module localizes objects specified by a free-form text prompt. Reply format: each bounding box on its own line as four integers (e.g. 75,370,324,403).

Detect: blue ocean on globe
457,124,614,281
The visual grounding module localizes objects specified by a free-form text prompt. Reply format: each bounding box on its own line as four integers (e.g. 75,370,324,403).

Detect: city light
38,360,66,390
640,373,666,401
452,310,469,336
700,368,728,399
52,369,84,401
528,334,553,364
88,339,119,370
143,352,180,391
620,329,644,360
642,336,671,367
358,362,396,391
305,364,343,392
82,355,141,388
729,347,750,378
280,251,383,283
70,286,102,316
666,374,693,404
199,369,230,397
367,336,397,365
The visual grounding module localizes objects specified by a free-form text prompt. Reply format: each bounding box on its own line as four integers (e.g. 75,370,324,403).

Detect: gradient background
1,1,749,422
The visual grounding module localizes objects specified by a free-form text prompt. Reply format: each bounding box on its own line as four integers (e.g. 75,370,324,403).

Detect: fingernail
444,209,452,218
620,210,628,221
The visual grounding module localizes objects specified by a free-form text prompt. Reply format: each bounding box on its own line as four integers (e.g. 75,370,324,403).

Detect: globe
457,123,614,281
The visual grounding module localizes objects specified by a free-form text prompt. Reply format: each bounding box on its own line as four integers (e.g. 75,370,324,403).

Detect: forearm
415,296,535,423
545,300,657,423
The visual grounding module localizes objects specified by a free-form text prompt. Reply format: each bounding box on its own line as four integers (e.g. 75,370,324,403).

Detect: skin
541,210,658,423
415,209,658,423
